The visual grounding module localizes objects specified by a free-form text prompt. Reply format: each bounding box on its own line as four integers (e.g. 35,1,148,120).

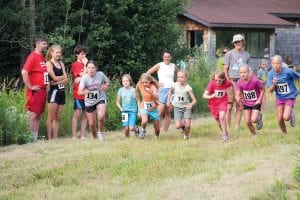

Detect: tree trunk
19,0,28,69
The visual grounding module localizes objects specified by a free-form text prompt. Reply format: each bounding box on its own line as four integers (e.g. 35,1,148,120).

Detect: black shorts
243,104,261,111
85,100,106,113
47,89,65,105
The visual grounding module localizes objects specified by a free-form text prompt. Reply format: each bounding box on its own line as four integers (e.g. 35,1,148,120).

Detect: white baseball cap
232,34,245,43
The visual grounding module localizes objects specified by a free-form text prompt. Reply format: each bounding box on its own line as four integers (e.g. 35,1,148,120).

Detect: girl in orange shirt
136,73,160,139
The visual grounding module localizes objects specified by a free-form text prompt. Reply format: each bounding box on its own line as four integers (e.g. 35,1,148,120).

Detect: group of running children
71,45,300,142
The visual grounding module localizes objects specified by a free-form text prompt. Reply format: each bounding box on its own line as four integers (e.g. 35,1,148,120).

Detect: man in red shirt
21,36,48,142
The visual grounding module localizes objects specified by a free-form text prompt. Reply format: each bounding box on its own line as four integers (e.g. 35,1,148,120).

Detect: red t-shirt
71,61,85,100
22,51,47,88
206,80,232,108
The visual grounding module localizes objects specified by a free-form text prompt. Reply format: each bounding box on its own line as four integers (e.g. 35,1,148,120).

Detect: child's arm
256,85,265,105
186,90,197,109
202,90,215,99
235,88,243,104
116,95,123,112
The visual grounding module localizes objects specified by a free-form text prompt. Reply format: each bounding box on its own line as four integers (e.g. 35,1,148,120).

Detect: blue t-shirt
117,87,138,112
267,67,300,99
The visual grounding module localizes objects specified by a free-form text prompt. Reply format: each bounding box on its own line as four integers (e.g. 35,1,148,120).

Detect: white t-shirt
157,62,175,88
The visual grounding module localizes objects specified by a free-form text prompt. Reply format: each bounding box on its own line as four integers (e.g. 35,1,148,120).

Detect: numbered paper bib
243,90,257,101
276,82,290,95
144,101,155,109
174,95,185,103
122,113,128,122
44,72,49,84
58,83,65,89
214,90,225,98
87,90,100,101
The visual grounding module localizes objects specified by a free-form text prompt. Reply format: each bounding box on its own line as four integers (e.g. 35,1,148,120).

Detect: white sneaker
139,130,146,139
97,132,105,141
183,134,189,140
290,109,296,127
222,135,228,143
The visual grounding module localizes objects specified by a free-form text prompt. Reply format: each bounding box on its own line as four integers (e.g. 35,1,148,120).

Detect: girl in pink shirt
236,64,265,135
203,71,233,142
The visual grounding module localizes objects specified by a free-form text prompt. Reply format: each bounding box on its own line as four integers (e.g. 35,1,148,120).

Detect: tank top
157,62,175,88
50,61,65,90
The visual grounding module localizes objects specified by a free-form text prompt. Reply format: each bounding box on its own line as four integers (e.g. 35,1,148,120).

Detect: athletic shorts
25,89,47,114
276,98,295,107
122,111,137,127
47,89,66,105
174,107,192,121
73,99,85,109
243,104,261,111
209,102,227,122
158,88,171,104
85,99,106,113
139,108,159,121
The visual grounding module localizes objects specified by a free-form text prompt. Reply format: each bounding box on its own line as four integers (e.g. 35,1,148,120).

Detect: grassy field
0,100,300,200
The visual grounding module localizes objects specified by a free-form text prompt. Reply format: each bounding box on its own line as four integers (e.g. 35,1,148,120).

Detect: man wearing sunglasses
223,34,251,130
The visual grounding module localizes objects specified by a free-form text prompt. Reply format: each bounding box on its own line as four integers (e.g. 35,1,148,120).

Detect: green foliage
0,0,188,80
104,79,123,131
0,89,32,146
187,46,214,114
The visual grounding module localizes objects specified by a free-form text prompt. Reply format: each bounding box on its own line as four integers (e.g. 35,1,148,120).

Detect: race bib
144,101,155,109
174,95,185,103
58,83,65,89
87,90,100,101
44,72,49,84
243,90,257,101
276,82,290,95
214,90,225,98
122,113,128,122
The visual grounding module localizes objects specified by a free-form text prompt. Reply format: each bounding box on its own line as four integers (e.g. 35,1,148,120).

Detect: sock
32,132,38,142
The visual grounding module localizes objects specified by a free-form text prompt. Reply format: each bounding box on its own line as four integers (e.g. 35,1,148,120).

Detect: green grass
0,99,300,199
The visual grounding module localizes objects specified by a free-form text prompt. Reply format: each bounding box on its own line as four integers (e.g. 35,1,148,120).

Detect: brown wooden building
179,0,300,67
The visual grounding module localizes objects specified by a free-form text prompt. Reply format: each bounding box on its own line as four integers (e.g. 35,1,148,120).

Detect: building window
216,30,270,58
188,30,203,48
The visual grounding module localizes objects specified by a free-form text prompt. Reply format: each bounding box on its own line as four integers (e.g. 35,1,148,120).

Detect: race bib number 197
277,82,290,95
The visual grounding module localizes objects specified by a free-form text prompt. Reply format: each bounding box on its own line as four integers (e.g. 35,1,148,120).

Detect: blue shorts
122,111,137,127
158,88,171,104
140,108,160,121
73,99,85,109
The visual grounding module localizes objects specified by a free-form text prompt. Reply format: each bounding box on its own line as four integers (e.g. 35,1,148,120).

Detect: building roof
184,0,300,28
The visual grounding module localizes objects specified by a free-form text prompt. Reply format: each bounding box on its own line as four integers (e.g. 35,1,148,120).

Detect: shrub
186,46,214,115
0,90,31,146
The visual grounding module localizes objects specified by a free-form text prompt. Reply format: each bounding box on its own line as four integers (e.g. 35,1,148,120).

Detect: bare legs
86,103,106,139
46,103,64,139
276,105,293,133
158,102,172,132
71,109,87,138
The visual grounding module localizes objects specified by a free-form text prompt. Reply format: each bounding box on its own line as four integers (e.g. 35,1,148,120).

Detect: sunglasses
234,40,243,44
222,51,227,54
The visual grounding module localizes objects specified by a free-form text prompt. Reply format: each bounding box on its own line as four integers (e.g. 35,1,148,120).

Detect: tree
0,0,188,79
